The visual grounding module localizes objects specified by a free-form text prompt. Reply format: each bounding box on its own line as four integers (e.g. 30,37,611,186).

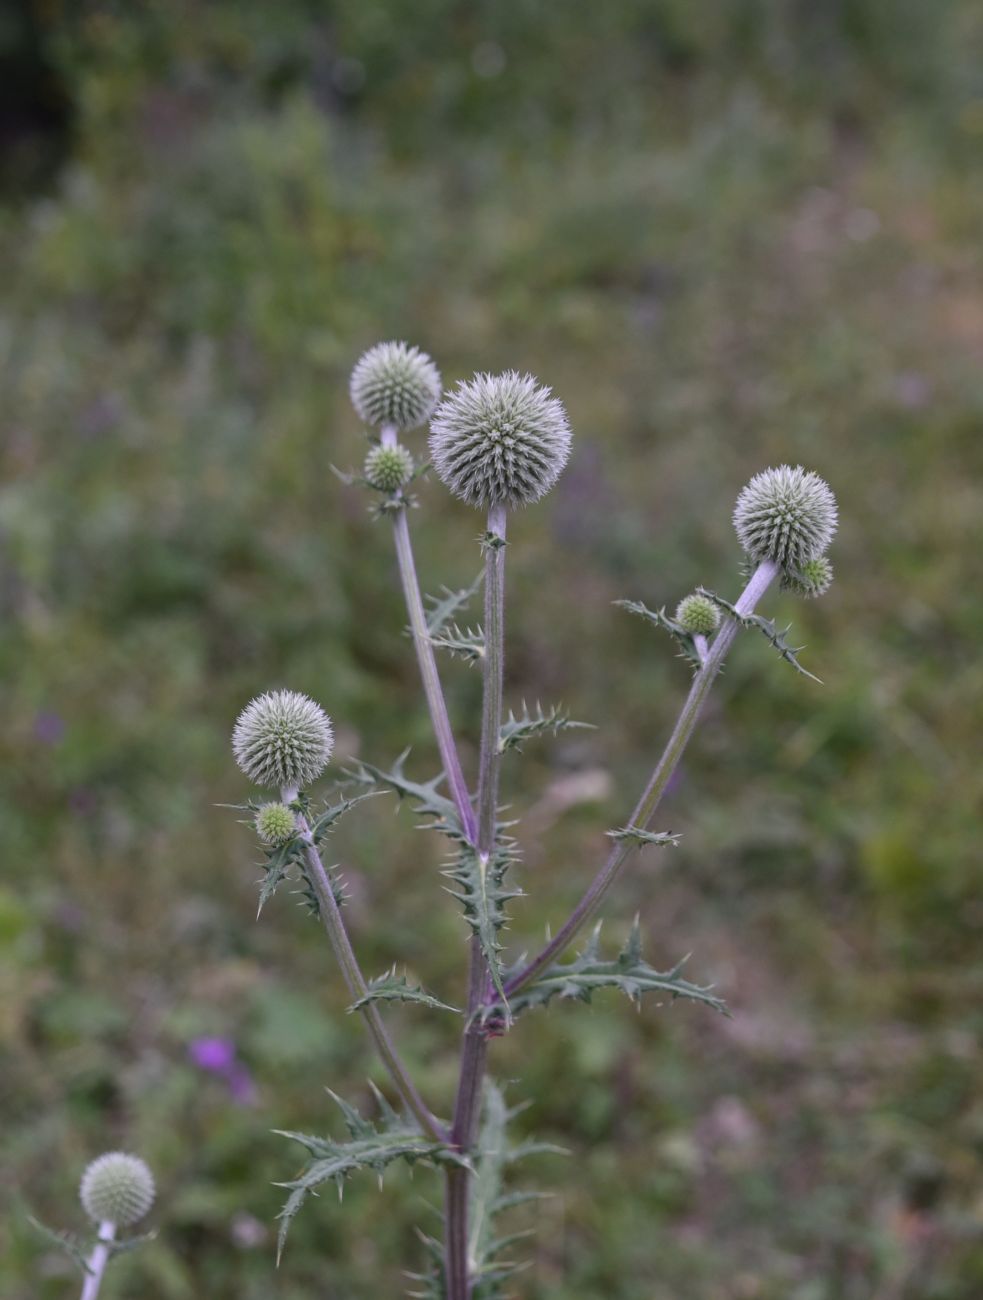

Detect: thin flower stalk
80,1222,116,1300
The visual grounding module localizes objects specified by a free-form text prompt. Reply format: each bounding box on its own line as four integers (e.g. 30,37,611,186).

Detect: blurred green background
2,2,982,1297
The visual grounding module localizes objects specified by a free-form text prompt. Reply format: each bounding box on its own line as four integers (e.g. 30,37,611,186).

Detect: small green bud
255,801,296,846
675,593,721,635
733,465,837,569
350,341,442,430
364,443,414,493
232,690,334,790
782,554,834,599
80,1153,155,1227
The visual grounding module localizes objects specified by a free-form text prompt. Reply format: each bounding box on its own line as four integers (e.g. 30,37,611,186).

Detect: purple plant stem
503,558,780,999
445,502,508,1300
381,424,479,845
80,1221,116,1300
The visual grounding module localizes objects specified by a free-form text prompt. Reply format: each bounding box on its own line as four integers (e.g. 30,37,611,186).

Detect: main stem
290,802,446,1142
445,503,508,1300
80,1221,116,1300
504,559,780,998
382,424,478,844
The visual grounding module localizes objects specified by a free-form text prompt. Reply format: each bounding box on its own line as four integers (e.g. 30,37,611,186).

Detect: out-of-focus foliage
2,1,983,1296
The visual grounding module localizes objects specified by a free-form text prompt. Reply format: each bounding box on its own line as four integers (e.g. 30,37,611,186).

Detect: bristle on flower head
733,465,837,569
232,690,333,790
782,554,834,599
428,371,572,509
675,592,721,635
80,1153,155,1227
350,342,442,431
364,443,414,493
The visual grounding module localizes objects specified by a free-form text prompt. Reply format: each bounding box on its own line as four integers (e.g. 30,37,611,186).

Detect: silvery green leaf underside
349,969,460,1015
498,702,593,754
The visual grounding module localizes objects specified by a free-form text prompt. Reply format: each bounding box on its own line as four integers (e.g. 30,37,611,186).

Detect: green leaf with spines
423,572,484,639
254,791,375,918
607,825,681,849
407,1082,562,1300
696,587,822,683
348,969,461,1015
347,751,464,841
274,1087,464,1263
498,702,594,754
27,1216,93,1275
444,841,522,1014
431,621,485,664
483,920,727,1023
614,598,703,669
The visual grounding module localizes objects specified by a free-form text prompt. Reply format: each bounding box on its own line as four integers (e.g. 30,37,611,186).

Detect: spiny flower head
782,554,834,599
429,371,572,509
232,690,333,790
80,1153,155,1226
255,801,296,846
733,465,837,569
364,443,414,493
350,341,442,431
675,592,721,635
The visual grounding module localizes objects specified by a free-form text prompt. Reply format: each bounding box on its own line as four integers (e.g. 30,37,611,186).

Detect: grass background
2,2,982,1296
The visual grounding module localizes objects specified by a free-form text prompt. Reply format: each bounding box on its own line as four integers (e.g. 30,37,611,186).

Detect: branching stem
504,558,780,998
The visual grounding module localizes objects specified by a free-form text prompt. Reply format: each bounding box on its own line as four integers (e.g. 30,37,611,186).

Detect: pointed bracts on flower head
429,371,572,509
675,592,721,635
233,690,333,790
255,801,297,846
782,554,834,599
733,465,837,569
350,341,442,431
80,1152,155,1226
364,443,414,493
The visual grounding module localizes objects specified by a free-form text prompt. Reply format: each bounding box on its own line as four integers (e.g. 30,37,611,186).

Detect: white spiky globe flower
80,1153,155,1226
428,371,572,509
255,801,296,846
232,690,333,790
675,592,721,635
733,465,837,569
782,554,834,599
350,341,442,431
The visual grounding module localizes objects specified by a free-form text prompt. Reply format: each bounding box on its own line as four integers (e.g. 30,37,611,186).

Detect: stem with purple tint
445,502,507,1300
381,423,478,846
80,1222,116,1300
502,558,779,1000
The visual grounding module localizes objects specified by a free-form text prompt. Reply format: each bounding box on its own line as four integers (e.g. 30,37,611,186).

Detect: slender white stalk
80,1221,116,1300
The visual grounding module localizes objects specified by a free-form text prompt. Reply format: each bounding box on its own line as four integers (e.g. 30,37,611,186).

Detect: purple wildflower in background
188,1036,257,1105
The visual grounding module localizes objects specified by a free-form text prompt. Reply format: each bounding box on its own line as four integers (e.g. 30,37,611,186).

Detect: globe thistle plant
255,801,296,846
733,464,837,570
350,341,442,431
428,371,572,509
80,1153,155,1227
675,592,721,635
232,690,333,791
782,554,834,598
364,442,414,493
227,341,839,1300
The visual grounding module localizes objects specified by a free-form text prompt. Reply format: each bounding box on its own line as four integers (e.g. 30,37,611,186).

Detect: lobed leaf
431,621,485,664
423,572,484,639
614,598,703,668
696,587,822,683
444,842,522,1013
606,825,681,850
347,751,464,841
349,969,461,1015
27,1216,93,1275
498,702,593,755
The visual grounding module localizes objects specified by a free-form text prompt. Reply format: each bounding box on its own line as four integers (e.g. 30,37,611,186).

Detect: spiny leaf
255,791,376,918
349,969,461,1015
444,842,522,1014
431,621,485,664
309,791,383,844
274,1092,464,1263
696,587,822,683
614,598,703,669
27,1216,92,1275
423,572,483,638
498,702,594,755
347,751,464,841
485,921,727,1022
606,826,681,850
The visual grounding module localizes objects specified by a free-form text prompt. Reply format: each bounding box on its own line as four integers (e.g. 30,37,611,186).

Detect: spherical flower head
80,1153,155,1227
350,341,442,431
232,690,333,790
733,465,837,569
364,443,414,493
255,801,296,846
428,371,572,509
675,592,721,635
782,554,834,599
